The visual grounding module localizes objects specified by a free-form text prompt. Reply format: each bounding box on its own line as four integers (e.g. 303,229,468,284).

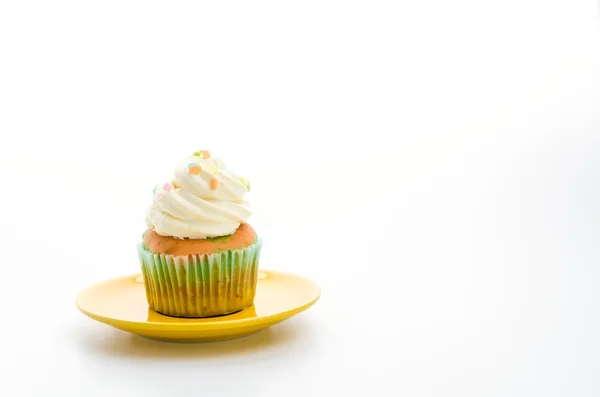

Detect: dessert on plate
138,150,261,318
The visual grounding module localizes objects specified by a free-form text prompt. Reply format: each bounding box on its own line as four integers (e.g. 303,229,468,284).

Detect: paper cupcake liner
137,240,262,318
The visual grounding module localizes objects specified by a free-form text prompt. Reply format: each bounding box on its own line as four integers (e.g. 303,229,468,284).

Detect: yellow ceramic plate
76,270,320,343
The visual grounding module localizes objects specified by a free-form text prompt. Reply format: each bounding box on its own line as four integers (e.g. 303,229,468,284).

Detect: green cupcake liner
137,239,262,318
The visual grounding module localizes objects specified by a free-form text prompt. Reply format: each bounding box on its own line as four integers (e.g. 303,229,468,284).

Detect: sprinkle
207,164,219,175
239,177,251,192
163,183,171,191
188,163,202,175
210,177,219,190
193,150,211,159
153,185,157,194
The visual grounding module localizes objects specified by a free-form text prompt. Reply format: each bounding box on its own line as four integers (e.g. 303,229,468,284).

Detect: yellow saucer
76,270,320,343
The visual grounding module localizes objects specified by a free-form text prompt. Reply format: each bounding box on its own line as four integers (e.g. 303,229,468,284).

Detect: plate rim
76,270,321,330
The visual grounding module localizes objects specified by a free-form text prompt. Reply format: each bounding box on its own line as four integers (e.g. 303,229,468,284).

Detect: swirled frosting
145,151,252,239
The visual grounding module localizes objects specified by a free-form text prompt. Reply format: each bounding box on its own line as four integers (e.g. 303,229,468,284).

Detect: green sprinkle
193,151,201,156
205,234,234,243
239,177,251,192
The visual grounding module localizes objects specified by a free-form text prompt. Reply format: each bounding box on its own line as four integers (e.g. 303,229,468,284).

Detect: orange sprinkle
210,177,219,190
200,150,211,159
188,165,202,175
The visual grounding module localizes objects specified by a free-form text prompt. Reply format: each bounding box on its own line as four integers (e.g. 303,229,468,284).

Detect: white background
1,1,599,396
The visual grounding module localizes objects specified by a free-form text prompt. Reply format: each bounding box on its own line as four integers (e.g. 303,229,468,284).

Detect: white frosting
145,153,251,239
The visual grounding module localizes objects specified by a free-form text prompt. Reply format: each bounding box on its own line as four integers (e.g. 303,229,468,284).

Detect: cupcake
138,150,261,318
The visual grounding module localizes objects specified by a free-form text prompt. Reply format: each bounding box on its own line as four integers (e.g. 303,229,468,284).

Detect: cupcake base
138,240,262,318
